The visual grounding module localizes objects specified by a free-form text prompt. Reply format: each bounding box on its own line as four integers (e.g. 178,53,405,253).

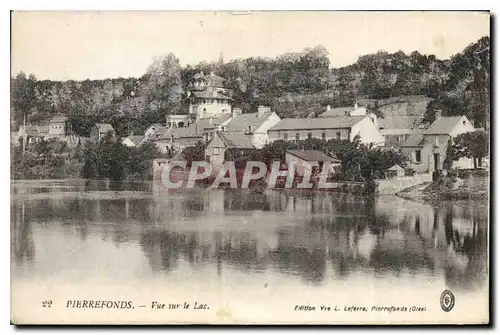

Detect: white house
187,72,233,120
268,115,385,147
400,113,476,172
223,106,281,149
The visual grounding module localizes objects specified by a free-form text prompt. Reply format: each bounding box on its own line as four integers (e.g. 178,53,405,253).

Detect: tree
451,130,489,169
142,53,183,117
11,72,37,127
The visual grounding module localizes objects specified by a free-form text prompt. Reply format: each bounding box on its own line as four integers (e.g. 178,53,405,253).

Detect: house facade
187,72,233,120
223,106,281,149
17,125,44,144
285,149,341,177
268,116,385,147
144,123,164,139
48,115,69,137
400,114,476,173
205,131,255,171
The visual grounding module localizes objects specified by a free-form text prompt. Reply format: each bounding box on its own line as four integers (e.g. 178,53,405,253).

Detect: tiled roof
219,132,255,149
128,135,145,146
38,125,49,134
379,128,412,136
269,116,365,131
400,130,425,147
205,72,226,87
387,164,405,172
319,107,353,118
192,91,232,100
95,123,115,133
423,116,464,135
159,115,232,140
225,112,273,132
20,126,42,137
286,149,340,163
50,115,68,123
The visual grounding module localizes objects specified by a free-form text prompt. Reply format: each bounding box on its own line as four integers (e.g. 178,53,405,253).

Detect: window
295,133,300,141
415,150,421,163
307,132,312,139
336,132,341,140
214,147,221,155
322,132,326,140
284,133,288,141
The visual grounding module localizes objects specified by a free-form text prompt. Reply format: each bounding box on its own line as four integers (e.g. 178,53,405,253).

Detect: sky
11,11,490,81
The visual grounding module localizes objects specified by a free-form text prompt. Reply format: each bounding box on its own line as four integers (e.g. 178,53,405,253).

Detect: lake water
10,179,489,323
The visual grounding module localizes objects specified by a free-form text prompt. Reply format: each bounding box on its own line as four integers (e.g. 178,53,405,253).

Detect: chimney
232,107,242,118
326,105,331,111
354,102,359,109
257,105,271,117
209,117,213,125
435,110,442,121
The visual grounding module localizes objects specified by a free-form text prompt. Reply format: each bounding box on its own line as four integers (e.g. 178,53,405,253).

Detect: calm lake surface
11,180,488,293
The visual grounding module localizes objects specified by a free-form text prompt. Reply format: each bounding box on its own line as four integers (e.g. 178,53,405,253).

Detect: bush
363,179,378,195
353,184,364,195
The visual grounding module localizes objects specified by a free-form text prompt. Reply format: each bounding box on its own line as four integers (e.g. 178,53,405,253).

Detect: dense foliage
11,37,490,136
81,134,166,180
240,136,407,182
450,130,489,169
11,138,82,179
12,134,166,180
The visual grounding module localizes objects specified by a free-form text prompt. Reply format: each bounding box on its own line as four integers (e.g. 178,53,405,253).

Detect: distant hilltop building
187,71,233,120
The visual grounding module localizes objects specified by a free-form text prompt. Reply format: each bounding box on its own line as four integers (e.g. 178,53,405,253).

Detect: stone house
204,131,256,171
48,115,69,137
268,115,385,147
400,113,476,173
187,72,233,120
223,106,281,149
285,149,341,177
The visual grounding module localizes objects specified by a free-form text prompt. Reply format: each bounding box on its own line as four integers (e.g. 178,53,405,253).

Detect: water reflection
11,185,488,292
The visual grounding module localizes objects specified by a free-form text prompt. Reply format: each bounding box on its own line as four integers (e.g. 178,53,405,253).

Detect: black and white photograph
10,10,490,325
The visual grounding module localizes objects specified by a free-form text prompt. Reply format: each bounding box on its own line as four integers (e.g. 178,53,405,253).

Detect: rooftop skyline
11,11,490,81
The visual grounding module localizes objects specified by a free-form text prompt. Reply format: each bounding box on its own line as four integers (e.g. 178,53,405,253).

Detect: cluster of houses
14,71,484,176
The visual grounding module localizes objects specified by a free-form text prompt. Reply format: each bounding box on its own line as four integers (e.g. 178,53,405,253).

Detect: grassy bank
397,169,489,202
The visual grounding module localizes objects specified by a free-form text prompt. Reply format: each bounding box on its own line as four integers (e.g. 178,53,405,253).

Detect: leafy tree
451,130,489,169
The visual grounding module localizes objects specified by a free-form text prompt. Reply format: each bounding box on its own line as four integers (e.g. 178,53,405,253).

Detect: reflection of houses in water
11,186,487,292
11,202,35,266
136,192,487,290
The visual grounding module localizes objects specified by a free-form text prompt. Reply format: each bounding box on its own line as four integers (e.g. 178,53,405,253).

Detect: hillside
11,37,490,137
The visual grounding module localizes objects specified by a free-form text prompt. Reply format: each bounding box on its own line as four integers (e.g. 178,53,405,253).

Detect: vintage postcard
10,11,490,325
